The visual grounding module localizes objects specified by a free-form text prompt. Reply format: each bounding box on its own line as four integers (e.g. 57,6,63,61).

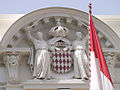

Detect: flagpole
88,4,103,89
89,3,92,15
88,2,91,87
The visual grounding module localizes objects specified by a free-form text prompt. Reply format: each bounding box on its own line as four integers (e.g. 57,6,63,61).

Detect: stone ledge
0,48,119,53
23,79,89,89
0,48,30,54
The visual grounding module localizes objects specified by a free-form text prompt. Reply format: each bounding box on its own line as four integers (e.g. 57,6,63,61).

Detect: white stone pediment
0,7,119,49
0,7,120,90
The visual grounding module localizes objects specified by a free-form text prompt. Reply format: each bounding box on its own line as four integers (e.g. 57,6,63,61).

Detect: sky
0,0,120,15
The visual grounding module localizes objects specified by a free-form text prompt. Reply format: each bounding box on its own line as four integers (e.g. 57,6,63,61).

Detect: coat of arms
51,47,72,73
48,21,73,73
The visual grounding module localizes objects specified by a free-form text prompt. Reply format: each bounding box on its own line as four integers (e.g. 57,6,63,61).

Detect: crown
49,20,69,37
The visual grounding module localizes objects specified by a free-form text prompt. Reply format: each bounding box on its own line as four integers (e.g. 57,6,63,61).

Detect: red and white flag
89,3,114,90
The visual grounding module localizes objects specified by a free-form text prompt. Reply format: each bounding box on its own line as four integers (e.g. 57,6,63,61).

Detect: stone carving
48,22,89,80
3,53,20,84
48,22,73,74
25,25,51,80
105,53,116,65
49,40,72,74
104,53,118,81
72,32,89,80
25,20,90,80
49,19,69,37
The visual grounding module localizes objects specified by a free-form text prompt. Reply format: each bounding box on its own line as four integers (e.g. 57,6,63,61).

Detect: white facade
0,7,120,90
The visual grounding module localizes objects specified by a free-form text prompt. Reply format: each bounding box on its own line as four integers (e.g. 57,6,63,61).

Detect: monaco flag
89,3,114,90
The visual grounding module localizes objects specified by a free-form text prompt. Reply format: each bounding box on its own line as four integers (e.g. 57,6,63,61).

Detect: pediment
0,7,120,49
0,7,120,90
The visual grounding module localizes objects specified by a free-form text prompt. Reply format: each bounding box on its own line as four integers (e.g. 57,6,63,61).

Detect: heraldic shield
51,48,72,73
